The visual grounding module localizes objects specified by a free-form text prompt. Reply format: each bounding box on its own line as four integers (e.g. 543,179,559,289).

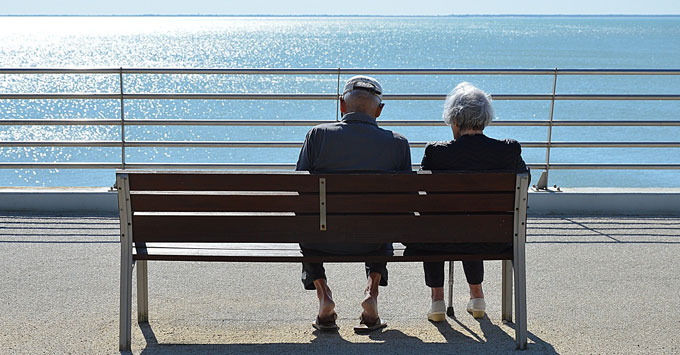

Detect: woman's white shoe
466,298,486,318
427,300,446,322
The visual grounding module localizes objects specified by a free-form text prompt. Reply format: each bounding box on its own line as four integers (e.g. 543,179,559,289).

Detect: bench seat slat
138,242,304,250
133,243,512,263
130,192,514,213
128,172,516,193
132,214,513,243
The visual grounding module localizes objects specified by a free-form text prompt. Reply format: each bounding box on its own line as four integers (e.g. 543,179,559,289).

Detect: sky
2,0,680,15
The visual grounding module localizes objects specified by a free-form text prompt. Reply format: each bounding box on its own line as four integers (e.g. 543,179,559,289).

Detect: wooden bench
116,170,529,350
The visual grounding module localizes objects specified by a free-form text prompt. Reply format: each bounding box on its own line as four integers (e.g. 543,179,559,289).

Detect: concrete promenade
1,214,678,354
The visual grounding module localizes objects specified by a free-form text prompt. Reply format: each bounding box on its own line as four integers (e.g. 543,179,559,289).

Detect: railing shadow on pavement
527,217,680,244
133,318,556,354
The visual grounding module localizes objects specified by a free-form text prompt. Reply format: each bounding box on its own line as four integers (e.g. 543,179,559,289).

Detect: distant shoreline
2,14,679,18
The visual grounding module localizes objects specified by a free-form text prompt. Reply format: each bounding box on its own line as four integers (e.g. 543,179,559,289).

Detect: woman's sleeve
514,142,531,184
420,144,432,171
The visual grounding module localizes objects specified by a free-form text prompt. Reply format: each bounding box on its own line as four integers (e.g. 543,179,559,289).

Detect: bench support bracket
319,178,326,231
502,259,513,322
137,260,149,323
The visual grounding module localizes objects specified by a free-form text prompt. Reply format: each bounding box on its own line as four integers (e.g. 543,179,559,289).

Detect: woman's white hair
442,82,495,130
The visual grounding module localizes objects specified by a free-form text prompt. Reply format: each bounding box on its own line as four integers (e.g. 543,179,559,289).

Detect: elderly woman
409,82,528,321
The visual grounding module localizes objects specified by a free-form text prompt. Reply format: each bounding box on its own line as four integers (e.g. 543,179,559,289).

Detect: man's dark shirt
296,112,411,254
296,112,411,172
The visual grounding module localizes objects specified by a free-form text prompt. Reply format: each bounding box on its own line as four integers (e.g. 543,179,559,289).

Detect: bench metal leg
119,242,133,351
447,261,454,317
502,259,513,322
118,173,133,351
513,258,528,350
512,173,529,350
137,260,149,323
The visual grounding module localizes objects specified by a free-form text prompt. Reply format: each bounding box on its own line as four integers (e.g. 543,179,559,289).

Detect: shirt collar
341,112,378,126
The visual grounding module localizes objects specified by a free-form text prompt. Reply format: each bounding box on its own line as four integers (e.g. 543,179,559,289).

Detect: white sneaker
466,298,486,318
427,300,446,322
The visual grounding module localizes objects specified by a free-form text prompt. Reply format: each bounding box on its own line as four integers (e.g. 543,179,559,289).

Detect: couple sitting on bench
296,76,528,333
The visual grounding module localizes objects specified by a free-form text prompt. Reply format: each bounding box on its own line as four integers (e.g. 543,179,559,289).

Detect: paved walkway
1,215,679,354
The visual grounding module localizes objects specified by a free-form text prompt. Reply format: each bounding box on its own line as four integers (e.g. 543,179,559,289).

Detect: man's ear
340,98,346,114
374,103,384,118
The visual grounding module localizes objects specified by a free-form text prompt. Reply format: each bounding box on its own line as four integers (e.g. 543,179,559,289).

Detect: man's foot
313,279,336,324
313,312,339,331
360,293,379,326
354,314,387,334
318,297,336,324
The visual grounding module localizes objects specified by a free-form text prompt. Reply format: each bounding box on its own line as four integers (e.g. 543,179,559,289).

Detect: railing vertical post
536,68,558,189
336,68,341,121
119,67,126,169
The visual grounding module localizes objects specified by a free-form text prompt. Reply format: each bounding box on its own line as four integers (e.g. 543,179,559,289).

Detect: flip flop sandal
353,315,387,334
312,313,339,331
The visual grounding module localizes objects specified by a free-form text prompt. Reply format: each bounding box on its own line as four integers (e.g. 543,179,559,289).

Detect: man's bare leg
361,272,382,324
313,278,336,322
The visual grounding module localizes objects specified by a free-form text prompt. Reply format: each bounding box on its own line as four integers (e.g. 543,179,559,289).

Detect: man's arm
296,129,315,171
400,139,412,172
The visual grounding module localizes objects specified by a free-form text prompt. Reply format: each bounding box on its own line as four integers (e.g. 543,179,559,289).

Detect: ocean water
0,16,679,187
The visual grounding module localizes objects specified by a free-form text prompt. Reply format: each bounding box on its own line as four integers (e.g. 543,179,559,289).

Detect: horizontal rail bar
0,93,120,100
1,141,122,148
0,162,123,169
551,69,680,75
1,162,680,170
553,94,680,101
124,93,338,100
537,120,680,127
521,142,680,148
3,141,680,149
539,164,680,170
0,119,123,126
0,162,296,169
0,68,124,74
2,93,679,100
122,119,331,126
2,68,680,75
2,119,680,127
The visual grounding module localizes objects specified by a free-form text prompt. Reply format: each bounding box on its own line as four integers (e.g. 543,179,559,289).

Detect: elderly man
407,82,528,322
296,75,411,333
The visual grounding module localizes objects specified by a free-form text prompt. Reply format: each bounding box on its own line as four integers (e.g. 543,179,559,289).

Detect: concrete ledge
0,187,118,214
528,188,680,215
0,187,678,216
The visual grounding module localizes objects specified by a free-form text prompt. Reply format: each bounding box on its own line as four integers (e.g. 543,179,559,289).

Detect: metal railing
1,68,679,189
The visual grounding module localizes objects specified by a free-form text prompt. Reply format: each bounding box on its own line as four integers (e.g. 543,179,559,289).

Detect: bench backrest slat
132,214,513,243
130,192,515,213
127,171,516,192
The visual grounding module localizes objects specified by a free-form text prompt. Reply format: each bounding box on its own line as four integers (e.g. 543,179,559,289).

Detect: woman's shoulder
484,136,522,152
424,140,454,152
483,135,519,145
425,140,456,147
